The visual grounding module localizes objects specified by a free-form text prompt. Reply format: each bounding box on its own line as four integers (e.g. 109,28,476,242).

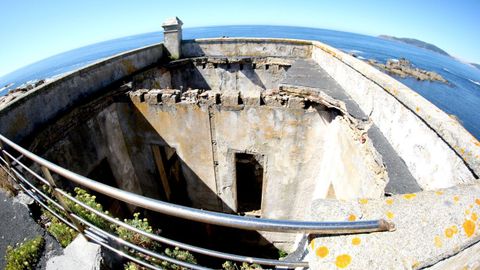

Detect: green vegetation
124,262,141,270
42,187,112,247
118,212,197,270
66,187,111,231
116,212,159,250
5,236,44,270
43,211,78,248
278,249,288,259
40,187,197,269
160,247,197,270
222,261,263,270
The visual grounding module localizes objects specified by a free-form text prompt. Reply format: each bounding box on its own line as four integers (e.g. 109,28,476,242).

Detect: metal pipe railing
0,133,396,268
83,230,163,270
75,215,212,270
57,188,308,267
0,134,394,234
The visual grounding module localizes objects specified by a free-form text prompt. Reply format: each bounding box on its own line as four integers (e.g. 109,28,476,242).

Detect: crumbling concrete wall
0,43,164,146
129,88,387,215
132,57,292,103
39,103,150,199
311,43,478,190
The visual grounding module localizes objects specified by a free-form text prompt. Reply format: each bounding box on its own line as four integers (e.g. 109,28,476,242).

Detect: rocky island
366,58,448,83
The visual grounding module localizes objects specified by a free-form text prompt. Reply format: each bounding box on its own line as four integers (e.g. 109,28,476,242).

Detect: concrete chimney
162,17,183,60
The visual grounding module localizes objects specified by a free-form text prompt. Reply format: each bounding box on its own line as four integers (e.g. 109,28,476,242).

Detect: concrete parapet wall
0,43,165,144
181,38,312,58
310,41,479,189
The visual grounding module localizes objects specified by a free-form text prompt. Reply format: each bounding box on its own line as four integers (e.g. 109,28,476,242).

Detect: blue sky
0,0,479,77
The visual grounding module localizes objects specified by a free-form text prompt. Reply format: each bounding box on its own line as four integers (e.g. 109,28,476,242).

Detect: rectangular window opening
235,153,264,215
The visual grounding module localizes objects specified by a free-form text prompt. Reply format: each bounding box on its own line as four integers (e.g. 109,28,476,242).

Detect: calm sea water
1,26,479,139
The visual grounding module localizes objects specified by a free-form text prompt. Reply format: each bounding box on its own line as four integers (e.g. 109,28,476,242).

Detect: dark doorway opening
151,144,190,206
235,153,264,215
87,159,130,218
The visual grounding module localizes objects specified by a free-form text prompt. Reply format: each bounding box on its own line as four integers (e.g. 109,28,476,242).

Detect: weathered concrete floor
0,191,62,269
281,59,421,194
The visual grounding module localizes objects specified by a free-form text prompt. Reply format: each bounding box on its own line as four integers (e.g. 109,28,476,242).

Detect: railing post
40,166,85,234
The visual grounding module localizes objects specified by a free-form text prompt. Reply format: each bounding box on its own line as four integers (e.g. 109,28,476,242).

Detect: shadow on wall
107,99,282,262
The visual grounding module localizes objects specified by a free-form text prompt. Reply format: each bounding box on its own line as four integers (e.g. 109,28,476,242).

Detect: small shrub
118,213,198,270
124,261,141,270
278,249,288,259
42,187,114,247
161,247,197,270
5,236,44,270
43,211,78,248
116,212,159,250
66,187,112,231
222,261,238,270
240,262,263,270
223,261,263,270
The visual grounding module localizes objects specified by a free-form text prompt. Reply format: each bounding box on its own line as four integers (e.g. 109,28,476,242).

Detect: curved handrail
0,134,394,234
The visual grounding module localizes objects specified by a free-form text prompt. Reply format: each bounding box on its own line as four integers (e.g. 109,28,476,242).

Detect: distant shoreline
379,35,480,71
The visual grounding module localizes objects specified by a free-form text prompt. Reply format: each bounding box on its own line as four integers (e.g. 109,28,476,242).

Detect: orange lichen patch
445,228,454,238
335,254,352,268
466,210,471,215
386,211,394,219
359,198,368,204
309,240,315,251
435,190,444,196
472,213,478,221
451,225,459,234
348,214,357,222
474,140,480,147
475,198,480,206
434,236,443,248
403,193,417,200
385,198,394,205
415,107,420,112
460,148,465,155
469,204,473,209
316,246,329,258
351,237,361,246
463,220,476,237
453,196,460,203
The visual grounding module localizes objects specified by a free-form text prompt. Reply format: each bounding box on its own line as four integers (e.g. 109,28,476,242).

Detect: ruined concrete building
1,17,480,269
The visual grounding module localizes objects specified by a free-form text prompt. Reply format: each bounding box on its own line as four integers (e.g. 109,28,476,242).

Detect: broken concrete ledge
46,235,102,270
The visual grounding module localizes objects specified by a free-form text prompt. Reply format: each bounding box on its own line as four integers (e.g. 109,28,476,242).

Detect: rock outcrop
0,79,46,107
366,58,448,83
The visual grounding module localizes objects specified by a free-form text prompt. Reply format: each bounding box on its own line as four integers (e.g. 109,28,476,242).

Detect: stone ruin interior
28,55,402,258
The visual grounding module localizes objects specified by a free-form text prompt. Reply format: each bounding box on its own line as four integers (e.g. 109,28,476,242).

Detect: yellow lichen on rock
335,254,352,268
463,220,475,237
351,237,361,246
403,193,416,199
316,246,329,258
